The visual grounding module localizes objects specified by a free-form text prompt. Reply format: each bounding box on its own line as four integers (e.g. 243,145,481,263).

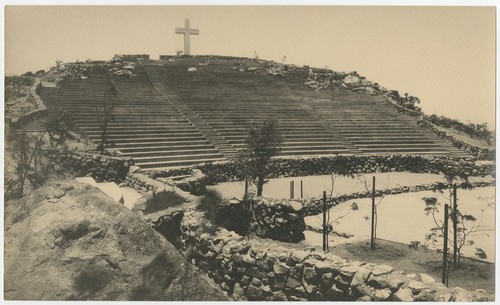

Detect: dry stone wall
301,180,496,216
167,155,494,186
51,151,133,182
169,210,493,301
217,198,306,243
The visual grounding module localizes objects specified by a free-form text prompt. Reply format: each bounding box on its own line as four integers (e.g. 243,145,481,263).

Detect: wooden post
442,204,449,285
453,184,458,265
244,177,248,201
300,180,303,198
370,176,376,250
323,191,327,252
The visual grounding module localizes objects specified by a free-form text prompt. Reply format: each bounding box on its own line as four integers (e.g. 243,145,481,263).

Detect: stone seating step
89,135,207,143
118,143,215,153
133,152,224,164
83,128,200,136
137,157,228,170
123,148,221,158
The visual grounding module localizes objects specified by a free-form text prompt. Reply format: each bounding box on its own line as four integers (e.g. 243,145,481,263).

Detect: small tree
97,78,117,153
314,172,358,252
237,118,283,197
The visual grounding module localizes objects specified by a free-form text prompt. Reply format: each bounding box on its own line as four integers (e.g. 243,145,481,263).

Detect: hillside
40,55,471,170
4,180,229,301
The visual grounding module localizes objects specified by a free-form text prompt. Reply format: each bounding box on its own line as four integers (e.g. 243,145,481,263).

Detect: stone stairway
285,69,468,156
141,60,238,159
49,56,471,170
150,58,359,157
54,66,226,170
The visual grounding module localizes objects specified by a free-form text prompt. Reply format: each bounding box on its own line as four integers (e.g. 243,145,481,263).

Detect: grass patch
143,191,186,214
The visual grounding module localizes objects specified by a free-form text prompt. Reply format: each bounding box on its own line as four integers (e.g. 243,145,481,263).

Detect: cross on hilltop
175,18,199,55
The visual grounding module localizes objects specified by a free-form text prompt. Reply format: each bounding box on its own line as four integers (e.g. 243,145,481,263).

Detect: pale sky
4,6,496,127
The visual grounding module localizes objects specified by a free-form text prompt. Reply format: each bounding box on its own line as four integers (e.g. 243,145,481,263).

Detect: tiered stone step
54,67,226,169
147,59,359,157
301,92,468,155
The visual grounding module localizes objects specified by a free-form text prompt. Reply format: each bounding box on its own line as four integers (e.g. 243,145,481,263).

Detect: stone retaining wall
52,151,133,182
218,198,306,243
169,209,493,301
172,155,493,186
301,180,496,216
418,119,494,160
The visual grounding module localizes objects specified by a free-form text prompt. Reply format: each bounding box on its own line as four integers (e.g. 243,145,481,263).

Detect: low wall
418,119,494,160
301,180,496,216
150,155,494,187
216,198,306,243
163,209,493,301
52,151,133,182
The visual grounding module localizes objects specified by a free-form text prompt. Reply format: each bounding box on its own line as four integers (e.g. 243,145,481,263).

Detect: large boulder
343,75,362,88
4,181,229,301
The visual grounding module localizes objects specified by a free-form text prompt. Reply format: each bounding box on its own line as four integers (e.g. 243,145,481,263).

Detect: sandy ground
304,187,495,262
209,172,493,200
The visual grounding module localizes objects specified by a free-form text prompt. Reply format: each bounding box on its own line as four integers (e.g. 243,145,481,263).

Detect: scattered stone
374,288,392,301
393,287,414,302
128,165,141,174
187,67,197,72
290,250,309,263
408,280,428,292
273,263,290,275
286,277,301,289
419,273,435,284
372,265,393,276
389,278,405,291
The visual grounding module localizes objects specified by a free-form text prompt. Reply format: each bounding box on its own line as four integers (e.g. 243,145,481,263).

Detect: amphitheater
38,54,470,170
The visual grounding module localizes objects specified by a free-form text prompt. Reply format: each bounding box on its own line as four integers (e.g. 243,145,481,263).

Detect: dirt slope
4,180,229,301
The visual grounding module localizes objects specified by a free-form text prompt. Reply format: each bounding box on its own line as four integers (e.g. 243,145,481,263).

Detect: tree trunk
256,175,264,196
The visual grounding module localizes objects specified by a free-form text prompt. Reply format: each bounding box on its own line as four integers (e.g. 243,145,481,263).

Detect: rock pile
174,209,493,301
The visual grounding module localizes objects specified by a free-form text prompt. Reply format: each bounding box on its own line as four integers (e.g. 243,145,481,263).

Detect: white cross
175,19,199,55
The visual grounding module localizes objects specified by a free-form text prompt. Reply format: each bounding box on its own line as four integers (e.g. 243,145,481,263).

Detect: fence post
453,184,458,265
370,176,376,250
323,191,327,252
300,180,303,198
442,204,449,285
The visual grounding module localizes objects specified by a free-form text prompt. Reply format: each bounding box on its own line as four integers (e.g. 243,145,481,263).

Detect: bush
143,191,186,214
196,189,223,221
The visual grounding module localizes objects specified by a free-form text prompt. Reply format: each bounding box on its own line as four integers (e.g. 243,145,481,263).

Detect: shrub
196,189,223,221
143,191,186,214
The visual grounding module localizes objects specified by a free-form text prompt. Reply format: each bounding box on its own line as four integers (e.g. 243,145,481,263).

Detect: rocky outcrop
4,181,229,301
173,209,493,301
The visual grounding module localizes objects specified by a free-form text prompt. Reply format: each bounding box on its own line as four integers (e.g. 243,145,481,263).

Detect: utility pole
370,176,376,250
